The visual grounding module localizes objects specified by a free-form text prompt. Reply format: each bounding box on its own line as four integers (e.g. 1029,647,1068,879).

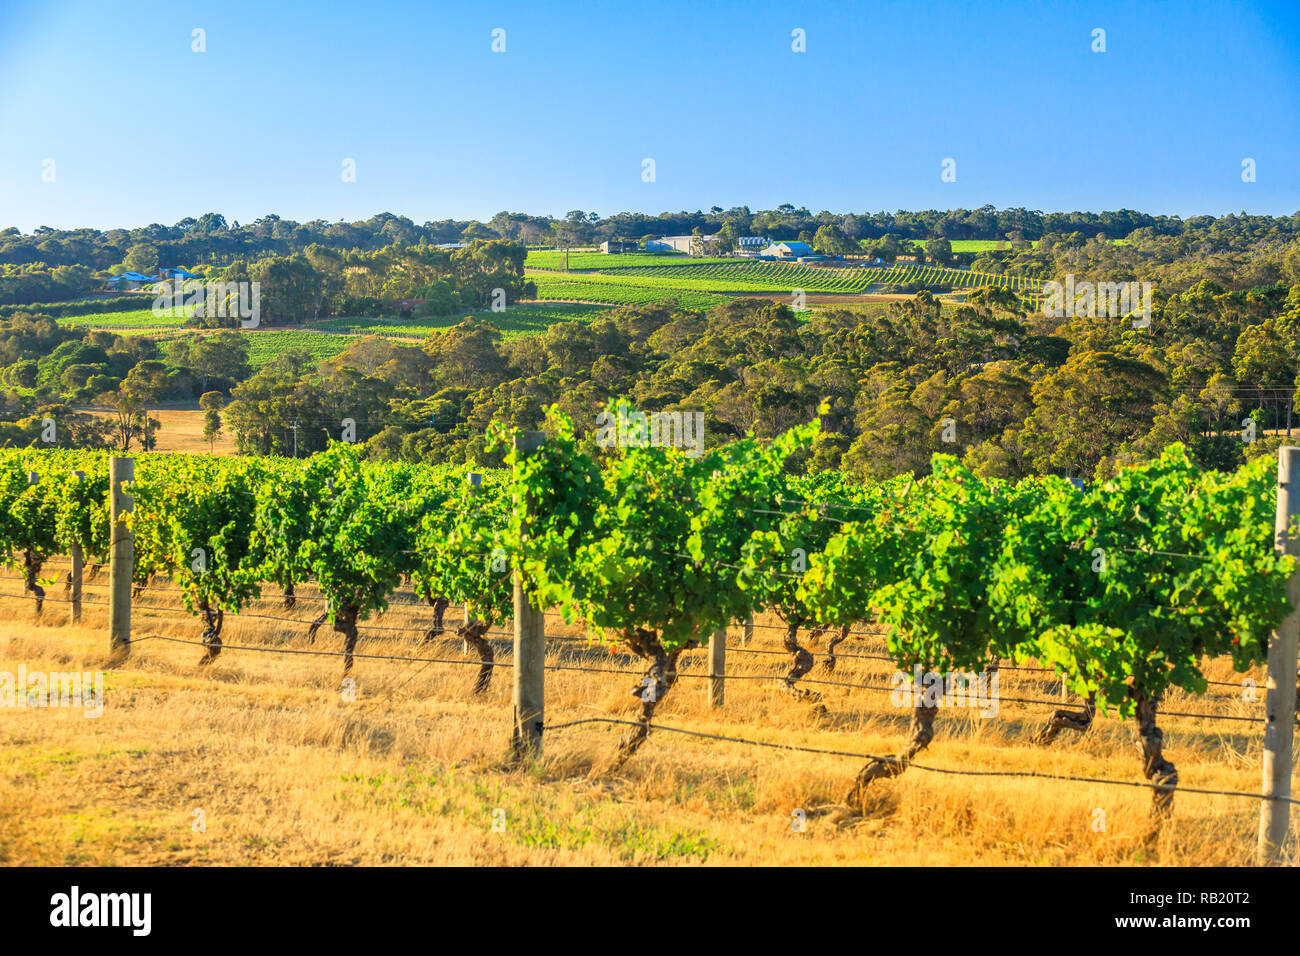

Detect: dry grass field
79,406,238,456
0,568,1291,867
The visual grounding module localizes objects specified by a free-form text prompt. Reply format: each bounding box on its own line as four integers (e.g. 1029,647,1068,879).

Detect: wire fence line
86,637,1285,805
0,577,1270,709
61,599,1263,725
0,583,1263,711
543,718,1300,806
20,568,1256,685
124,584,1275,698
5,583,1289,816
128,633,509,669
1,543,1280,787
12,568,1263,700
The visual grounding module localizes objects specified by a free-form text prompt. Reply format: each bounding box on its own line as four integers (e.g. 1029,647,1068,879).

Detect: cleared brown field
79,406,238,456
0,569,1288,866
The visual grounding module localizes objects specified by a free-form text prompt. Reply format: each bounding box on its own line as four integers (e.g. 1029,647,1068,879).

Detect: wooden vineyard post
510,433,546,763
109,457,134,659
709,627,726,709
70,470,84,623
464,473,481,631
742,615,754,646
24,471,46,616
1260,446,1300,864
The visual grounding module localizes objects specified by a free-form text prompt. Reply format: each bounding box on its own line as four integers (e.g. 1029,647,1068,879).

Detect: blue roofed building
157,267,199,281
761,241,815,258
105,267,199,291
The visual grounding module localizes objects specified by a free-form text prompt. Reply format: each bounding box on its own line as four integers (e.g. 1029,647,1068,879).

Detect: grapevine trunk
1133,694,1177,840
457,619,494,693
845,698,938,809
612,629,689,769
306,608,329,643
422,595,450,645
822,624,852,672
1034,693,1097,744
132,573,154,600
778,621,820,701
197,598,224,666
22,550,44,615
334,603,360,677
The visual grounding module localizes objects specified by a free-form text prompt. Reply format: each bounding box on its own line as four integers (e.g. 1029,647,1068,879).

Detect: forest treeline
219,269,1300,481
1,203,1299,481
3,272,1299,480
5,206,1299,306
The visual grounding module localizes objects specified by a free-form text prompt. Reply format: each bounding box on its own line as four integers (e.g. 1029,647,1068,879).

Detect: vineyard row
0,410,1295,857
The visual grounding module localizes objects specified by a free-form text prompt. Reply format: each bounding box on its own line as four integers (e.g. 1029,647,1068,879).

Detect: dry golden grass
0,569,1292,866
79,406,238,455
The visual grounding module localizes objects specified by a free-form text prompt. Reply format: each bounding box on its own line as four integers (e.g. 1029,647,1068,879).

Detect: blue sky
1,0,1297,231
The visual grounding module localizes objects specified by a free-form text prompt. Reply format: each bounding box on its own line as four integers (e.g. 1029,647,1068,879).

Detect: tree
1233,319,1293,415
926,236,954,266
98,361,168,450
192,212,229,234
811,224,855,257
423,317,508,388
123,360,169,450
169,331,251,392
714,221,739,255
249,254,320,325
460,221,498,241
200,390,224,452
550,221,585,271
1019,352,1165,478
223,349,315,455
866,233,907,263
120,243,159,275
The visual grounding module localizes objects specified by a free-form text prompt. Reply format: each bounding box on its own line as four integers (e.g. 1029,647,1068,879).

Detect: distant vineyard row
599,261,1043,293
524,251,736,270
528,275,729,309
530,262,1043,297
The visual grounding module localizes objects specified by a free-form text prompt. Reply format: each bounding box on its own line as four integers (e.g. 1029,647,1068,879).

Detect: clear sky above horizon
1,0,1297,233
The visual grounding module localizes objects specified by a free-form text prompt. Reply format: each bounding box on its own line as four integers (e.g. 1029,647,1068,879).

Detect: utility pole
290,419,299,458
